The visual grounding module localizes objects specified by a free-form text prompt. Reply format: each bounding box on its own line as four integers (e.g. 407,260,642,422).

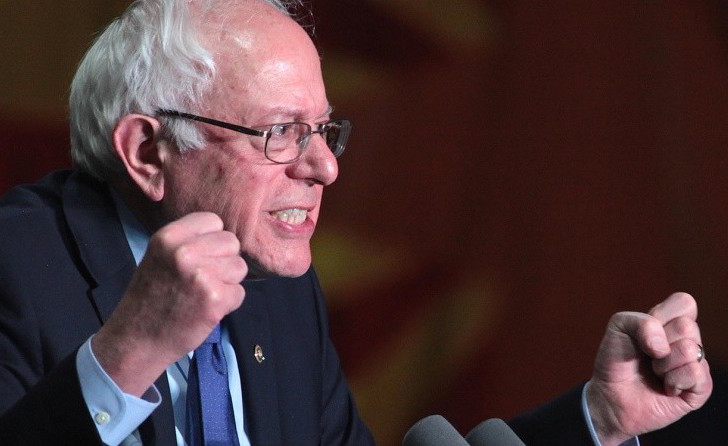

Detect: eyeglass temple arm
156,109,265,137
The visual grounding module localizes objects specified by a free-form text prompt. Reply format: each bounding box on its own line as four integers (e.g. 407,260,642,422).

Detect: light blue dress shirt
76,193,251,446
581,382,639,446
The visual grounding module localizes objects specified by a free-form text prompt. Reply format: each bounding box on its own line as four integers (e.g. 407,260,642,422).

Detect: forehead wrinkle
249,103,331,125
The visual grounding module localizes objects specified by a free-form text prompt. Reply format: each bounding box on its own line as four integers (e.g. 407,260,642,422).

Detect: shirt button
95,411,111,425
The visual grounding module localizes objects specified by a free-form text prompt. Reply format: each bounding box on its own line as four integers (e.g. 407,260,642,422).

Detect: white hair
69,0,299,181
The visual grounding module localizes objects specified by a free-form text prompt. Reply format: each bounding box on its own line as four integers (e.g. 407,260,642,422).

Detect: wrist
91,329,169,397
585,381,632,446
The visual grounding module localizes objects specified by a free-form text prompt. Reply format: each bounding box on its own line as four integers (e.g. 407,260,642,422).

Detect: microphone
465,418,526,446
402,415,470,446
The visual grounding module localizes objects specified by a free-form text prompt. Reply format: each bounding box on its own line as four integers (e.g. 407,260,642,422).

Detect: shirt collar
109,187,150,266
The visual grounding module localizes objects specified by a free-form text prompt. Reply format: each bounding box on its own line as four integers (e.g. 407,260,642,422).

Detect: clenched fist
586,292,712,446
93,212,248,396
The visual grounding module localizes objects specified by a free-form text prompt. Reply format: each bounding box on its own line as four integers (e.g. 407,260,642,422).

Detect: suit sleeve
0,237,102,445
309,270,375,446
507,384,595,445
0,353,102,445
0,278,101,445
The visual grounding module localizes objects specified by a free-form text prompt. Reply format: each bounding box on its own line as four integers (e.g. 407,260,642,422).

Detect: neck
109,177,167,234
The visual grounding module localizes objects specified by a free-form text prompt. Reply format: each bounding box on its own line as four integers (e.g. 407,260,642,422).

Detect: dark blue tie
185,324,240,446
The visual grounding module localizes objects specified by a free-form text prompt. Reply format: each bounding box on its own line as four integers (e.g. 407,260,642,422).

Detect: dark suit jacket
508,370,728,445
509,385,594,444
0,170,374,445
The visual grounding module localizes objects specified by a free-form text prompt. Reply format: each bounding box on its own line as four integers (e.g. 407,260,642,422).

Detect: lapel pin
254,344,265,363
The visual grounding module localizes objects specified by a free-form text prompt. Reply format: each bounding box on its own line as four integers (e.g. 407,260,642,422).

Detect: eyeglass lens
265,120,350,162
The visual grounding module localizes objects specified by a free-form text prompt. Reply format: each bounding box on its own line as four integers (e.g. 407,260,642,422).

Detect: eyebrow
315,105,334,120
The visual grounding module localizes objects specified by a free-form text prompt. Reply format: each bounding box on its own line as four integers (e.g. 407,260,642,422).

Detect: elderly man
0,0,712,445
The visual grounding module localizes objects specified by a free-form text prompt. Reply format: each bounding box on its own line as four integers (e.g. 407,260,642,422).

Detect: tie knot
204,324,222,345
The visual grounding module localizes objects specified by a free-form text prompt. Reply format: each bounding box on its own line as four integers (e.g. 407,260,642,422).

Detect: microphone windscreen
402,415,470,446
465,418,526,446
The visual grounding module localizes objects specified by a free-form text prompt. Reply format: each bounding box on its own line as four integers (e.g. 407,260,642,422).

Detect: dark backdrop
2,2,728,444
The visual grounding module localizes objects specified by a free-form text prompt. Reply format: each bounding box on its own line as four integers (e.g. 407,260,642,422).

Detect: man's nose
287,134,339,185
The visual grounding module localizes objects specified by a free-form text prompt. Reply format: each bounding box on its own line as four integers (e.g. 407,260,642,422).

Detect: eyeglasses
156,109,352,164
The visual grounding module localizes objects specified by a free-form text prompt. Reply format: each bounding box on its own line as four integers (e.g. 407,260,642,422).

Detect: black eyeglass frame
156,109,351,164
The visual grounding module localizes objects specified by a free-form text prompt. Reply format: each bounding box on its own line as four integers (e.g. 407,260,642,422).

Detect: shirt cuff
76,336,161,446
581,381,640,446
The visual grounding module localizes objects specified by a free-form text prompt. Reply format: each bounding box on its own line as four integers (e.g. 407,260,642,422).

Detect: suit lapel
227,281,282,445
62,172,136,322
61,172,176,444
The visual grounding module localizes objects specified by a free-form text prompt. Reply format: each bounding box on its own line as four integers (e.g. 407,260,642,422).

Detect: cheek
308,187,325,221
210,163,274,232
212,163,226,183
184,161,230,208
165,148,288,237
165,153,251,220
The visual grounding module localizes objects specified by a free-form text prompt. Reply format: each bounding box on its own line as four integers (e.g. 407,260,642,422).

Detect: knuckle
234,256,248,274
206,286,222,303
680,293,698,309
191,211,223,228
190,266,213,290
673,338,695,361
608,311,627,327
173,243,196,270
672,291,696,310
680,361,703,384
671,316,695,337
684,360,701,376
157,218,185,241
172,244,199,273
149,227,172,250
224,231,241,250
231,284,246,307
635,315,660,339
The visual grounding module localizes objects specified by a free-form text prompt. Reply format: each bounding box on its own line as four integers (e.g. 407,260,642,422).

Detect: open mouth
271,208,308,225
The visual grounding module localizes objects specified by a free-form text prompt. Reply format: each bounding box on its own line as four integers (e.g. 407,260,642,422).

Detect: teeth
272,209,307,224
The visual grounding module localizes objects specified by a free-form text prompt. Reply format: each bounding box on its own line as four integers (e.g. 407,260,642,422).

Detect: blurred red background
2,2,728,445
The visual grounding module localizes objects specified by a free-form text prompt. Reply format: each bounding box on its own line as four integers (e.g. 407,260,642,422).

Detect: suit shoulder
0,170,74,220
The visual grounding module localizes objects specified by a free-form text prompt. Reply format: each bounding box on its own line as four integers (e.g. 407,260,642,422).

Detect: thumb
607,311,671,360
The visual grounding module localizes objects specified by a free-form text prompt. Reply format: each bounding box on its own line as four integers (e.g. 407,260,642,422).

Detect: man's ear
112,114,169,202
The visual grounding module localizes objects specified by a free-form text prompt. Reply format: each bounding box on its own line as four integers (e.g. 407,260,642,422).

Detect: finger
155,212,225,247
175,211,225,234
214,255,248,284
608,311,670,358
186,270,246,323
649,292,697,325
662,316,701,344
220,282,246,315
184,230,241,258
662,359,712,405
181,255,247,298
652,338,704,376
171,231,241,275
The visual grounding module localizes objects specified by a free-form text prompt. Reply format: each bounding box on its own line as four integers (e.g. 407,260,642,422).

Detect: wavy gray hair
69,0,302,181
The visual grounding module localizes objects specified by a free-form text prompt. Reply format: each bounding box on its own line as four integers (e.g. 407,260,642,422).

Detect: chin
245,253,311,279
